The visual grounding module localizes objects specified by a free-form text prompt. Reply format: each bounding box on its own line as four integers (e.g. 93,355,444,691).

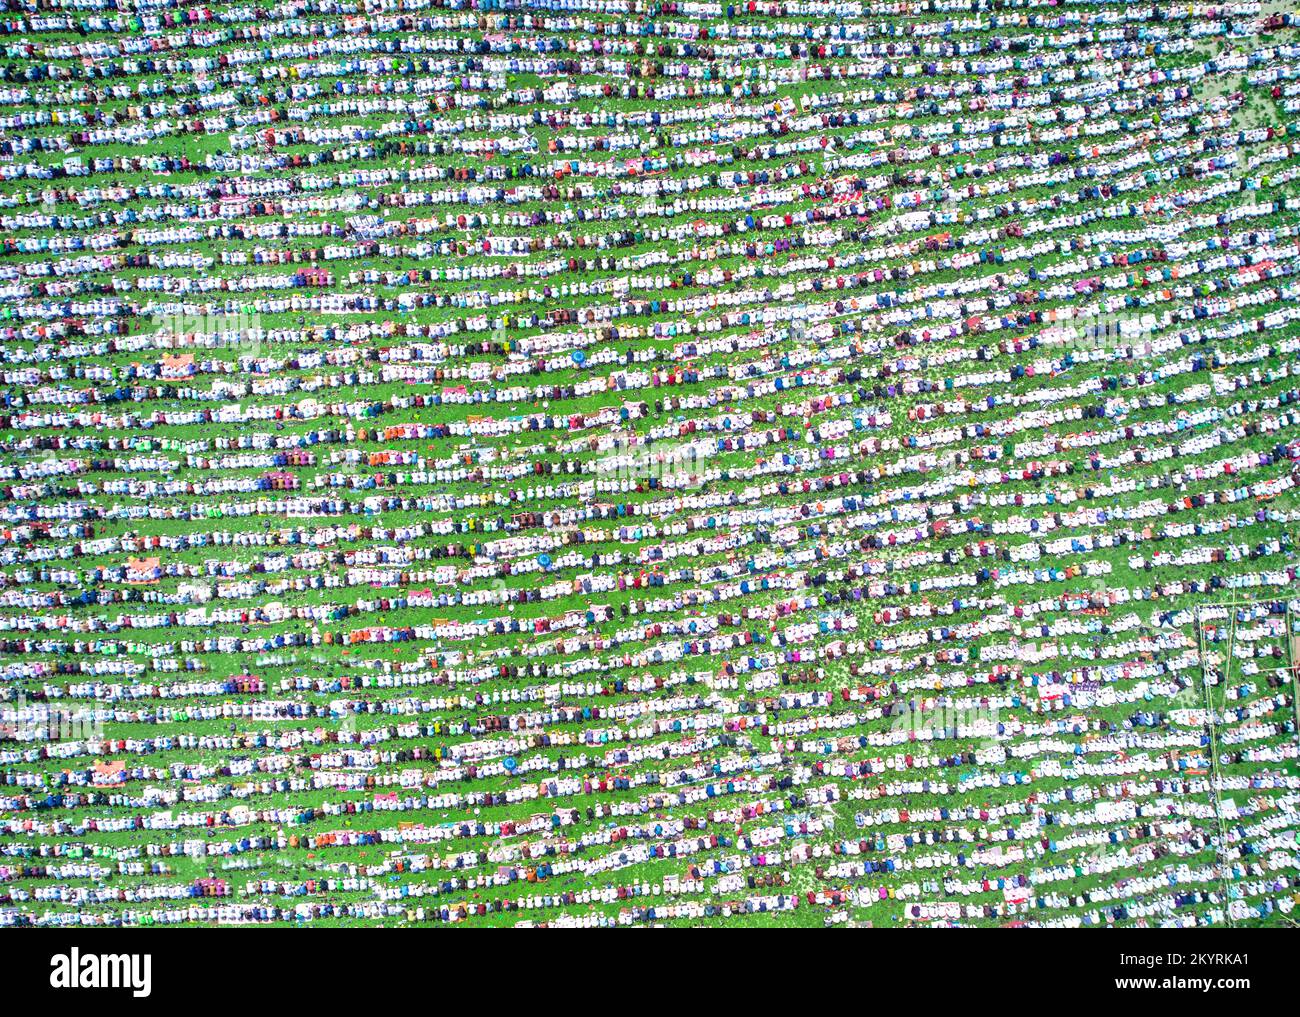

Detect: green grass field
0,0,1298,928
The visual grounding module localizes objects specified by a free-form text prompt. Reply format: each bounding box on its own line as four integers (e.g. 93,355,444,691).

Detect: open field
0,0,1299,928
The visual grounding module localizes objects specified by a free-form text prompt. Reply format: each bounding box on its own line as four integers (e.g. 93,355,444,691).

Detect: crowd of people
0,0,1298,929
